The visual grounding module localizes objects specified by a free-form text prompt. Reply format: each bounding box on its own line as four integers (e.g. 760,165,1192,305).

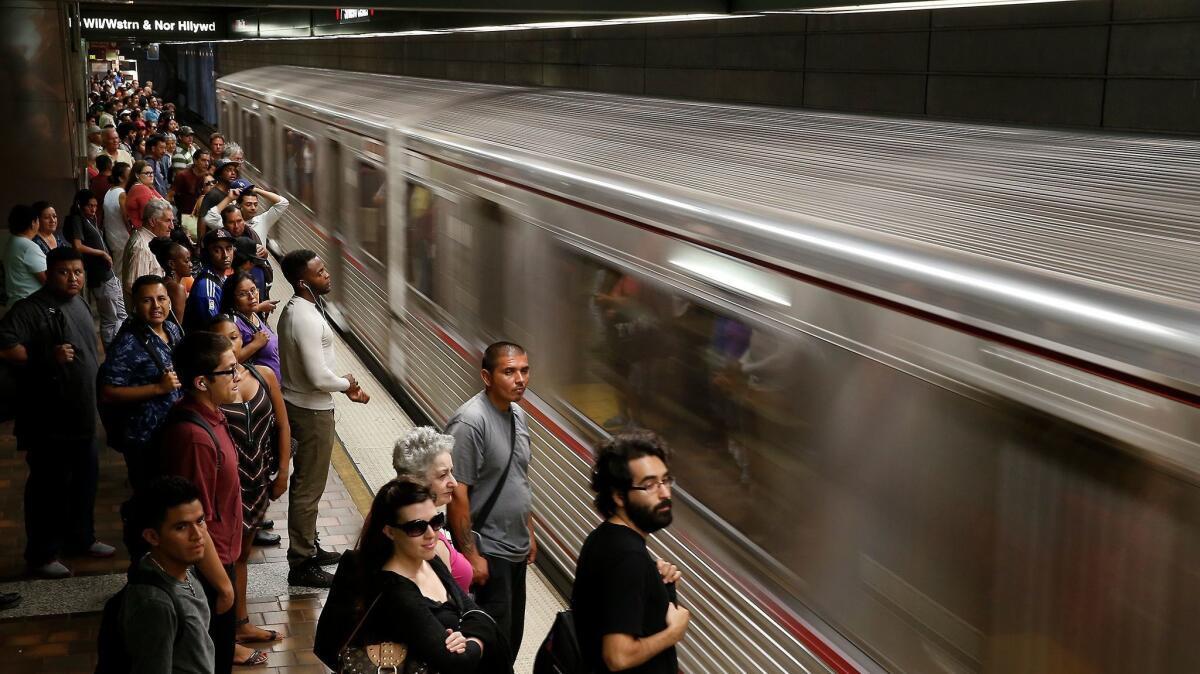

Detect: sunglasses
391,511,446,538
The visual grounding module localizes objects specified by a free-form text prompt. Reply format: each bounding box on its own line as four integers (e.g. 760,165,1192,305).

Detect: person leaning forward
446,341,535,664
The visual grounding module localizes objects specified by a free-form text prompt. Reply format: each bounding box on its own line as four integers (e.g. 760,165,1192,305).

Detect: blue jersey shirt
184,267,224,335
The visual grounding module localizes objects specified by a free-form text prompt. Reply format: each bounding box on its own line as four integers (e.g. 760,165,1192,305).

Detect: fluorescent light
669,258,792,307
779,0,1084,13
604,14,744,24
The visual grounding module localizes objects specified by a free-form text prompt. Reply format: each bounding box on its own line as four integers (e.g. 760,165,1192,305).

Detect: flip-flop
237,628,283,644
236,649,269,667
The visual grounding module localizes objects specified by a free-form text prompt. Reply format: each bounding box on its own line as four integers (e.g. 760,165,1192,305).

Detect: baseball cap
179,125,194,136
202,227,235,248
214,157,241,172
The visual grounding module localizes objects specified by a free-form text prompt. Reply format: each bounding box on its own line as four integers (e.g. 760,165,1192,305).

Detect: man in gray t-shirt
447,341,534,663
118,476,217,674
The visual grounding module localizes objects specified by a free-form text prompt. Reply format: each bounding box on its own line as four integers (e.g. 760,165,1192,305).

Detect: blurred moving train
217,66,1200,674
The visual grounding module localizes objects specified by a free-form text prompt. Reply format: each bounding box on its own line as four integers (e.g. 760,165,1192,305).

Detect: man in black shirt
0,247,114,579
571,430,690,673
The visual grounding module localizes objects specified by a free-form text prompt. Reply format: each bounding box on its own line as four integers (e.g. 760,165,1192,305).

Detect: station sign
337,9,375,24
76,10,226,40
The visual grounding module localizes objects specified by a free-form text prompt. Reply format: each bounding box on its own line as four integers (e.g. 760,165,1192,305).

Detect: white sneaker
30,560,71,579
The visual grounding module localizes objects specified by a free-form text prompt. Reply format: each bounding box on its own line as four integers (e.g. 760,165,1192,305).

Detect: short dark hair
110,162,130,185
590,430,671,518
281,249,317,287
220,203,240,225
209,131,225,143
46,246,83,268
173,331,233,391
131,273,167,299
31,200,52,218
147,134,165,149
148,236,184,275
7,204,35,235
482,341,526,374
133,475,202,532
192,148,210,162
94,154,112,172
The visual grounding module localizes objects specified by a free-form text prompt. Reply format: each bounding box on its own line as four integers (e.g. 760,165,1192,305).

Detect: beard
626,497,673,534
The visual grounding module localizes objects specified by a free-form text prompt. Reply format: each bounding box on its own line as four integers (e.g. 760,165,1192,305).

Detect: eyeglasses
139,170,153,176
628,476,675,493
391,512,446,538
207,367,239,380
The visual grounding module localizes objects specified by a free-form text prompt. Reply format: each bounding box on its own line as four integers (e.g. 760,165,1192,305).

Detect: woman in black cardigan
314,479,513,673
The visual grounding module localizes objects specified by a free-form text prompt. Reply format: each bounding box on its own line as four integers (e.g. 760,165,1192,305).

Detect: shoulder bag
337,594,431,674
471,410,517,549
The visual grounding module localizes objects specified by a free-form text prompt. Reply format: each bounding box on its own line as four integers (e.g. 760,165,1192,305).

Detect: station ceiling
80,1,957,15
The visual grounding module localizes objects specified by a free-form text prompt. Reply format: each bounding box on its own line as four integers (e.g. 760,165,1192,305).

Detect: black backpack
121,408,221,562
94,567,184,674
532,610,591,674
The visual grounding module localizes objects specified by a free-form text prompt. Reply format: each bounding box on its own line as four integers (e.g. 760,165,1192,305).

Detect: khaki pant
286,402,336,567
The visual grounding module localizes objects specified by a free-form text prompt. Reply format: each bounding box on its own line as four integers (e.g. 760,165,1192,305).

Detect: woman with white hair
393,426,473,592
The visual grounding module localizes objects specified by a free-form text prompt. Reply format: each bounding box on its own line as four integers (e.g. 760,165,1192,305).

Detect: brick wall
215,0,1200,135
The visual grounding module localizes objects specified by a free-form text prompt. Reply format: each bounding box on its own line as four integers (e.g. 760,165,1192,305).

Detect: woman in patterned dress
210,314,291,662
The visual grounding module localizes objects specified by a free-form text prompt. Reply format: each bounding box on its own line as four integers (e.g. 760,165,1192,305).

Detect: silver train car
217,66,1200,674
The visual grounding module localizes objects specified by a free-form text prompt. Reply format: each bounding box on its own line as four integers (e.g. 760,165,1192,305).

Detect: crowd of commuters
0,71,696,673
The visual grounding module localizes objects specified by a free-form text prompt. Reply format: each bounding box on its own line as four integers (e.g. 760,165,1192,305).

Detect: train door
321,137,346,325
340,140,391,366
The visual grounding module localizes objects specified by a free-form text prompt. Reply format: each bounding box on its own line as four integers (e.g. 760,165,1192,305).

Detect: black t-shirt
571,522,677,674
63,214,114,287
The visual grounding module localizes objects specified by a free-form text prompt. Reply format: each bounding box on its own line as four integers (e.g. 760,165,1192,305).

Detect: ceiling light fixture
776,0,1083,13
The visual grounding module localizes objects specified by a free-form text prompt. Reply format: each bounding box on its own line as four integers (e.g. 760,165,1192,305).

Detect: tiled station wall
216,0,1200,135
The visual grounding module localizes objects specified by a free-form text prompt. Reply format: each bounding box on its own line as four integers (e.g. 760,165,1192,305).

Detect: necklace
146,553,197,598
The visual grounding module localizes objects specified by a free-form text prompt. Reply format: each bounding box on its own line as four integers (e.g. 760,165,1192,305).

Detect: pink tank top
439,530,473,592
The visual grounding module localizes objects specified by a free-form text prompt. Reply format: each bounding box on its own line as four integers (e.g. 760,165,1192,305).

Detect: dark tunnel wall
212,0,1200,136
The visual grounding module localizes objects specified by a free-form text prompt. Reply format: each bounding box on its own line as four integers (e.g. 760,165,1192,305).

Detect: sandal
236,649,269,666
235,618,283,644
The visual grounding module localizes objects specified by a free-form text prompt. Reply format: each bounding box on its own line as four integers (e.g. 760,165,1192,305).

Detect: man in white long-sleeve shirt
277,249,370,588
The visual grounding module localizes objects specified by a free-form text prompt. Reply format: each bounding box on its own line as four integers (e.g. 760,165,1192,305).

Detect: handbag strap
341,594,382,653
472,409,517,533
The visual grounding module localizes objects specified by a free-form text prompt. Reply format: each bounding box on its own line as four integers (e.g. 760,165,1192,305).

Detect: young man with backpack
100,475,215,674
159,331,252,672
98,274,183,492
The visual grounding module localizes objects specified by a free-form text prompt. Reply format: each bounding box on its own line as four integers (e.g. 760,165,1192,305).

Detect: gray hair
393,426,455,481
163,132,176,142
222,142,243,160
143,198,174,224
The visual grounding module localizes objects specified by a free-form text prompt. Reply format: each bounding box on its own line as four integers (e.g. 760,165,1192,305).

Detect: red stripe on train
410,320,863,674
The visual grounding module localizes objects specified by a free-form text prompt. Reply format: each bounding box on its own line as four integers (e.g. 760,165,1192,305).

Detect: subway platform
0,262,565,674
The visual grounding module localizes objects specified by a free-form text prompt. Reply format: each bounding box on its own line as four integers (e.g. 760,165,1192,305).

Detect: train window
240,111,261,170
557,252,820,546
356,161,387,267
405,180,436,299
219,101,229,133
283,128,317,211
